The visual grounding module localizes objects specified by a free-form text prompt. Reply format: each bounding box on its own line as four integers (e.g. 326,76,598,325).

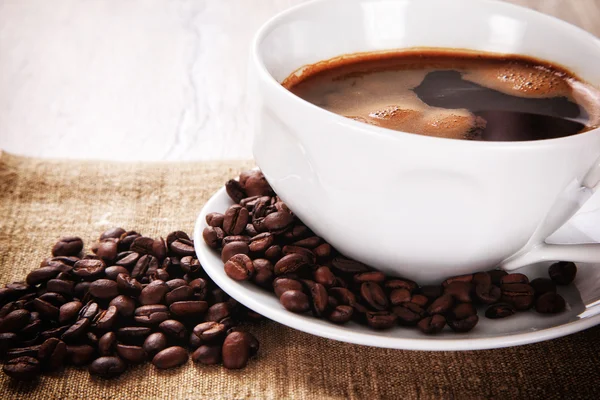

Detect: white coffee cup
249,0,600,283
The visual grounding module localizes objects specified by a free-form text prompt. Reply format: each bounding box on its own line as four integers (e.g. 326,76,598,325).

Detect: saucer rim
194,186,600,351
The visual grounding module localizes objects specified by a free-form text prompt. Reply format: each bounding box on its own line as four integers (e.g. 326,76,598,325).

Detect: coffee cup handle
501,157,600,271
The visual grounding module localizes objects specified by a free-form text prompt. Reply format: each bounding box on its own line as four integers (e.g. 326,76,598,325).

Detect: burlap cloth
0,151,599,400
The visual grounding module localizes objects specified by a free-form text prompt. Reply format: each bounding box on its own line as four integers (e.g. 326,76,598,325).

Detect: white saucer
194,187,600,350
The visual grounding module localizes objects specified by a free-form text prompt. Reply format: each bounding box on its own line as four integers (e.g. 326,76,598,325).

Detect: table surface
1,0,599,161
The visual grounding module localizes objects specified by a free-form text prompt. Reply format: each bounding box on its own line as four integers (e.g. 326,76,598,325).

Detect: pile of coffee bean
0,229,260,381
204,170,577,334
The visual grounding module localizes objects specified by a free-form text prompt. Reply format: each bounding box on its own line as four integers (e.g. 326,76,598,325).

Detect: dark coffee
285,50,600,141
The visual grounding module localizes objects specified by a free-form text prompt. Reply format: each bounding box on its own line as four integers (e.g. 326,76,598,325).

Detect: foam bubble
463,63,572,99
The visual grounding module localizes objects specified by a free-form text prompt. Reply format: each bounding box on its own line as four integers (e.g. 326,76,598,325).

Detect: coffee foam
463,63,572,99
321,70,486,139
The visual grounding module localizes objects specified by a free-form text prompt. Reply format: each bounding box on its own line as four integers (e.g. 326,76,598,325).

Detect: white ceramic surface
194,187,600,350
248,0,600,283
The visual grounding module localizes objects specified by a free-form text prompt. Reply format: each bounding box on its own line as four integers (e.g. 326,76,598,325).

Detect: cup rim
251,0,600,149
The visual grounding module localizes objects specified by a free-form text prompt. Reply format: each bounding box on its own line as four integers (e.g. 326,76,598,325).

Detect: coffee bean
0,309,30,333
116,344,147,364
365,311,397,330
442,274,473,287
89,279,119,299
303,280,328,317
223,205,250,236
384,278,418,292
226,179,246,203
447,315,479,333
46,279,75,296
313,266,335,287
501,283,535,311
474,283,501,304
411,294,429,307
274,253,310,276
74,281,91,298
116,273,143,297
104,266,130,280
331,256,370,274
252,259,274,288
222,332,251,369
79,301,99,319
109,295,136,317
152,346,188,369
452,303,477,320
0,333,17,355
205,302,231,322
265,245,282,262
354,271,386,284
535,292,566,314
52,236,83,257
96,240,118,263
549,261,577,285
221,241,250,263
530,278,557,298
263,211,294,234
159,320,188,342
329,287,356,306
418,314,446,334
360,282,388,311
40,326,69,341
38,338,67,370
488,269,508,285
224,254,255,281
139,280,169,305
117,327,152,344
38,292,67,306
418,285,443,299
240,170,272,197
134,305,170,326
222,235,252,246
61,318,90,342
143,332,168,358
169,300,208,318
98,332,116,356
202,227,225,249
101,227,126,240
73,259,105,281
33,298,60,320
249,232,274,253
26,266,62,286
388,288,411,306
204,213,224,229
327,305,354,324
192,321,226,343
485,303,516,319
393,302,425,325
427,294,454,314
170,238,196,257
314,243,331,259
6,345,41,360
89,356,127,378
192,344,222,365
66,344,95,366
115,251,140,268
282,245,316,264
131,254,159,280
119,231,141,251
93,306,118,330
3,356,40,380
273,278,303,298
444,281,473,303
500,273,529,284
165,285,193,305
280,290,310,313
472,272,491,287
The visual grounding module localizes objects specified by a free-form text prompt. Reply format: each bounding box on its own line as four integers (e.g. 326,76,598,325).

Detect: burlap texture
0,152,599,400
